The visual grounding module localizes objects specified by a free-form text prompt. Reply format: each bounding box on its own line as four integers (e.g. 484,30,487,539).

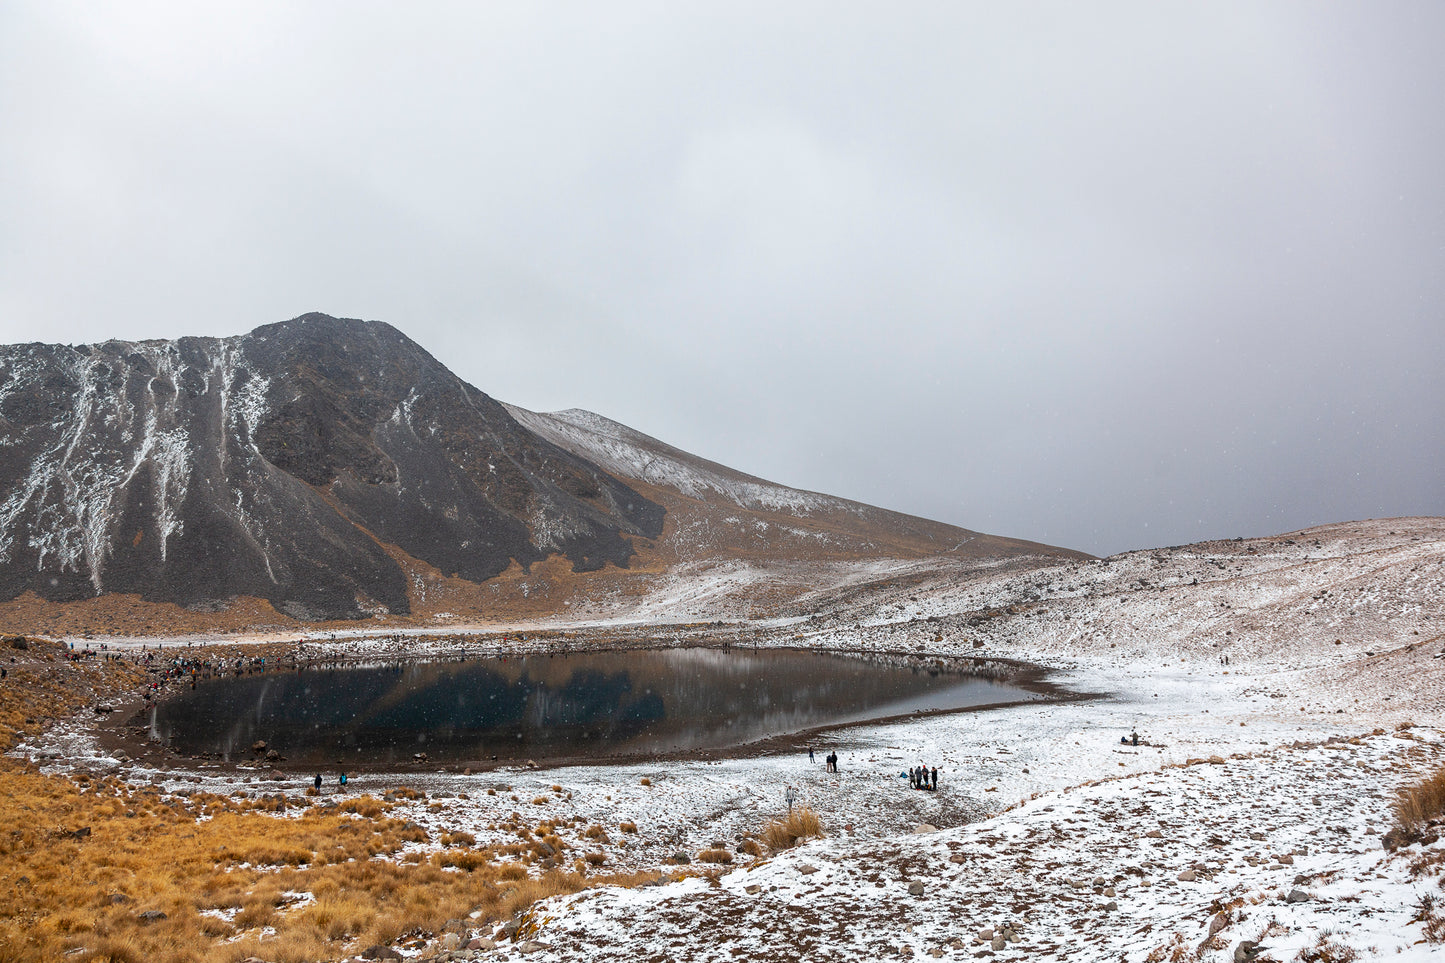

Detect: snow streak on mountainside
0,314,664,620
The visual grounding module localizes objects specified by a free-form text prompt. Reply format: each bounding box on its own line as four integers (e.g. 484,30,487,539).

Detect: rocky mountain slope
0,314,1076,630
0,314,664,620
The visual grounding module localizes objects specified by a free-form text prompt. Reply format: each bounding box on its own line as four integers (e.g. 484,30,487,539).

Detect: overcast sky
2,2,1442,556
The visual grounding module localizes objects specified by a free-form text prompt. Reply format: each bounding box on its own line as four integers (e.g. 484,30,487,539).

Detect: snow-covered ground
17,518,1445,961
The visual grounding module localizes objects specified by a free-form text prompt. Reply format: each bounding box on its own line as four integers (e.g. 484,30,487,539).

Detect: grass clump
1392,763,1445,838
760,807,823,851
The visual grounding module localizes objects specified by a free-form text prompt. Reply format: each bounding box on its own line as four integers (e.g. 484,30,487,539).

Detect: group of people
907,765,939,790
809,747,841,772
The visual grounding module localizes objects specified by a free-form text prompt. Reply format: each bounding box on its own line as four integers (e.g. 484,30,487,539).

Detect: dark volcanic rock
0,313,663,619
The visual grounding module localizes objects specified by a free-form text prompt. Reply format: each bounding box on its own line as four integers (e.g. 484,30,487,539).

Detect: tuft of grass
696,849,733,864
760,807,823,851
1295,934,1360,962
639,777,651,786
1392,763,1445,837
618,821,637,834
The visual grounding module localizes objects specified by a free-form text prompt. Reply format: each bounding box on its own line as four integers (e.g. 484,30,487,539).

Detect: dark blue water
145,648,1026,765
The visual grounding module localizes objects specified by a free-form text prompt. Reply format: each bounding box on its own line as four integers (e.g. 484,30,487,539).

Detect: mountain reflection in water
146,648,1028,765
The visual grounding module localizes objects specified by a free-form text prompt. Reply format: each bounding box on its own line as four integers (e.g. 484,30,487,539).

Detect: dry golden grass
0,763,651,963
696,849,733,864
618,821,637,834
760,807,823,851
1393,763,1445,835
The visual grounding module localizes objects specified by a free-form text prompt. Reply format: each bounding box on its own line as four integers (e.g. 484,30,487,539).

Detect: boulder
907,881,925,896
1381,827,1410,852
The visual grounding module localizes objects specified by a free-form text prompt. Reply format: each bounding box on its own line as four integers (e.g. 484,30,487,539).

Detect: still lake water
146,648,1029,766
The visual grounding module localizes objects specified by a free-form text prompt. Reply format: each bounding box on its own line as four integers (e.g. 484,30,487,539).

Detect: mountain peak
0,317,665,619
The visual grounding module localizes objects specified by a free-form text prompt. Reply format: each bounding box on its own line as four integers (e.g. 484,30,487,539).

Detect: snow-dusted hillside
504,405,842,515
504,404,1084,568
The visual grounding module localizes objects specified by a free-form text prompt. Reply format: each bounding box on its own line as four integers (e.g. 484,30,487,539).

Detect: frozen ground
17,518,1445,961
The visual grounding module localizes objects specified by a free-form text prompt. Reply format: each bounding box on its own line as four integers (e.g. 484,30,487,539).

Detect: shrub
760,807,823,851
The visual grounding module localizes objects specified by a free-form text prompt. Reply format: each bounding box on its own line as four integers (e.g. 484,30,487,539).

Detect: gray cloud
2,1,1441,555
